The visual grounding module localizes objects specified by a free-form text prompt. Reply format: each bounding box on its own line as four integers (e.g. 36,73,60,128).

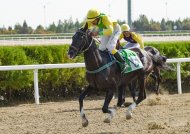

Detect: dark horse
67,26,154,127
126,46,168,103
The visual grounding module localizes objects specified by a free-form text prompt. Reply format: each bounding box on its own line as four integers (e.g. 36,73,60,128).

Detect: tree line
0,15,190,34
133,15,190,31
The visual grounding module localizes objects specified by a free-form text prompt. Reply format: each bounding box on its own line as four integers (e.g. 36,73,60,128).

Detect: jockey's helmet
121,24,130,32
86,8,101,22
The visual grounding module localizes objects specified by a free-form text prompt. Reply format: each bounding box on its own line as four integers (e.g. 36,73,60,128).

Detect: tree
35,25,45,34
149,20,161,31
166,20,174,31
74,19,80,30
175,19,182,30
22,20,29,34
182,18,190,30
161,18,167,31
14,23,22,34
47,22,57,33
63,20,69,32
56,20,64,33
133,14,150,31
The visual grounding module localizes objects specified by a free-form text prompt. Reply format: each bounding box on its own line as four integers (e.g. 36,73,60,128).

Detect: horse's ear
79,23,88,32
83,23,88,31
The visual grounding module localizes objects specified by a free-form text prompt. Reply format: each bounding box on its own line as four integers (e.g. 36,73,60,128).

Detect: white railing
0,58,189,104
0,63,85,104
0,33,190,45
166,58,190,94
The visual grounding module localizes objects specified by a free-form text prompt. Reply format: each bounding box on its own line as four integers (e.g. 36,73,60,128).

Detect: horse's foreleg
79,85,91,127
102,89,115,123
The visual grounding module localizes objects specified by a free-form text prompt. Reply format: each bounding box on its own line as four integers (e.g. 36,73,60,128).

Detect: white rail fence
0,58,190,104
0,33,190,45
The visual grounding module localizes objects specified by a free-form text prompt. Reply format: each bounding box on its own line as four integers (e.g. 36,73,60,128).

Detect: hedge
0,45,86,103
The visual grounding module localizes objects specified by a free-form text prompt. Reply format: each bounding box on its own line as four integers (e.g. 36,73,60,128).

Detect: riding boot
131,48,146,65
141,56,146,65
139,49,146,65
113,52,128,72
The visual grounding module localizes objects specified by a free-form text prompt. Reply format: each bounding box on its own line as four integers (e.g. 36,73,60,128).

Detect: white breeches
124,42,140,49
99,24,121,53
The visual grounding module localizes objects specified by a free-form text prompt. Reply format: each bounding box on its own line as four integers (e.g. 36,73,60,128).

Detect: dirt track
0,93,190,134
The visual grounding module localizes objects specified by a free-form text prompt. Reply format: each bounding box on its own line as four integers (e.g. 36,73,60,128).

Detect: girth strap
86,60,116,74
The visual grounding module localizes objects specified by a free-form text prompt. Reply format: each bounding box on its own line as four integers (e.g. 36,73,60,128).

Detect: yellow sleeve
119,33,124,40
102,16,114,36
131,32,144,49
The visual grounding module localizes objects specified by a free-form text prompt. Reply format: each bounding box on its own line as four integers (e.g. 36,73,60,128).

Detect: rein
75,30,94,53
73,29,116,74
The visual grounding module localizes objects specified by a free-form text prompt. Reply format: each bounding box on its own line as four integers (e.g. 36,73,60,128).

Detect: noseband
70,30,94,54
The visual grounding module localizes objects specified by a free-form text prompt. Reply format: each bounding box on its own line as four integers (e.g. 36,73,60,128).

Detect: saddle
118,49,144,74
129,47,146,58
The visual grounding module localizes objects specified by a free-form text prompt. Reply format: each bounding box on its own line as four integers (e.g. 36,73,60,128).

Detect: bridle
70,29,94,54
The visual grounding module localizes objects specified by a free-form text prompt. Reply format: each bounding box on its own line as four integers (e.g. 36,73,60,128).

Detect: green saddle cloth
119,49,144,74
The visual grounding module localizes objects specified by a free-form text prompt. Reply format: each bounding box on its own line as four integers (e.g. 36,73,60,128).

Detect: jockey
118,24,144,49
83,8,127,70
117,24,146,64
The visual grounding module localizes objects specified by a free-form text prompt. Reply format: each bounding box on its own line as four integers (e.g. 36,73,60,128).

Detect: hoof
104,117,111,123
82,118,88,127
126,110,132,120
103,109,116,123
124,102,132,107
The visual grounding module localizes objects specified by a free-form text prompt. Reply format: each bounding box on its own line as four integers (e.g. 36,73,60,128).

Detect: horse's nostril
67,54,71,59
162,56,167,62
67,50,75,59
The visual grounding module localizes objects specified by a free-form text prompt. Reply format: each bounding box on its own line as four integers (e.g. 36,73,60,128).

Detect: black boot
137,49,146,65
113,52,128,72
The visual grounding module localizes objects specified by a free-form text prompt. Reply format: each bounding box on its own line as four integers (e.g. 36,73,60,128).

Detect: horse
115,43,166,103
67,25,154,127
125,46,168,103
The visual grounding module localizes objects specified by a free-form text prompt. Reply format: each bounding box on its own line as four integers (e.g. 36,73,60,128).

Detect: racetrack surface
0,93,190,134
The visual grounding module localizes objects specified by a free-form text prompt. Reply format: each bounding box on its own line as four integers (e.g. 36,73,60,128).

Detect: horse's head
68,27,93,59
156,55,167,68
145,46,167,66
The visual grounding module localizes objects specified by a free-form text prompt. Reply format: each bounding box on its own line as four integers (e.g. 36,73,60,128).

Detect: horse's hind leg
79,85,92,127
136,77,146,105
117,85,126,107
152,68,161,94
150,72,157,91
126,74,146,119
129,79,138,102
155,69,161,94
102,88,115,123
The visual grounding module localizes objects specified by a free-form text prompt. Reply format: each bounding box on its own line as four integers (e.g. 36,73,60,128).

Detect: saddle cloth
119,49,144,74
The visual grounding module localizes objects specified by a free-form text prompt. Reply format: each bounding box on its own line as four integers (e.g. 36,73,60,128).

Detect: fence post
177,62,182,94
34,69,40,104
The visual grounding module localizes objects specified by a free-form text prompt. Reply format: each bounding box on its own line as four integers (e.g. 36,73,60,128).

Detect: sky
0,0,190,29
